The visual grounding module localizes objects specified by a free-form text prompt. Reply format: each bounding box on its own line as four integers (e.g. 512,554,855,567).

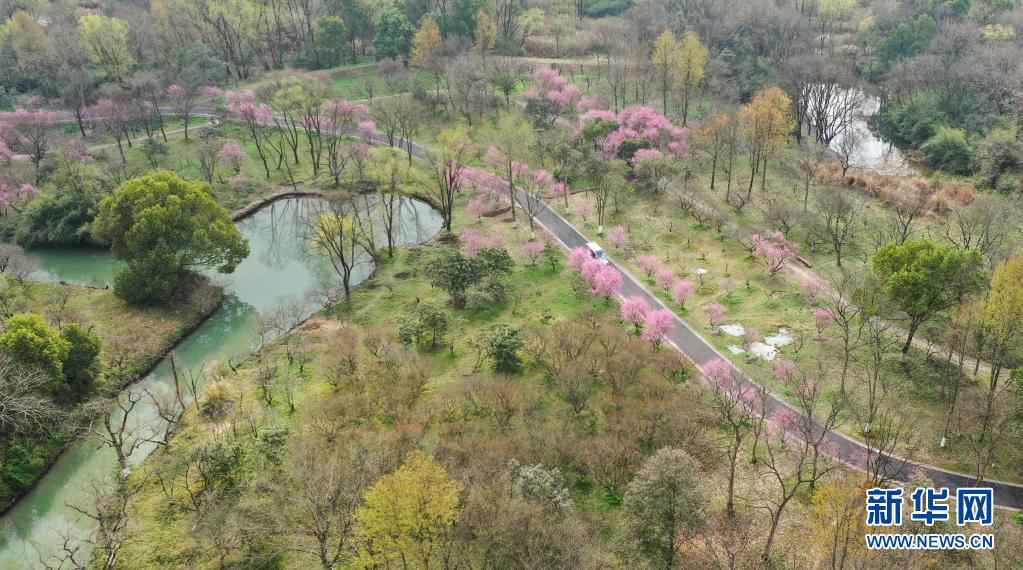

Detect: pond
830,90,918,177
0,195,443,568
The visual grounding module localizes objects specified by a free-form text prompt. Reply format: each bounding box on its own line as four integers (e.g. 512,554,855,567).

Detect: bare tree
89,391,148,474
305,197,372,301
0,243,39,285
941,194,1015,268
834,125,864,177
862,405,916,487
813,187,859,268
823,272,865,394
755,370,841,564
66,475,147,570
0,356,60,434
275,430,384,569
796,141,828,212
710,372,756,519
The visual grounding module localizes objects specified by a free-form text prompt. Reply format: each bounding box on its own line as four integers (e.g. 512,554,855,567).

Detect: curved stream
0,196,443,568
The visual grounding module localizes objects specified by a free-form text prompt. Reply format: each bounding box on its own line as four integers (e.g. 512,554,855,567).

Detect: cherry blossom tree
620,296,650,332
751,232,798,276
220,140,243,174
655,267,675,292
225,90,273,179
671,280,694,308
0,108,57,182
574,201,594,221
165,83,205,140
568,247,591,272
599,105,689,161
590,265,622,299
638,256,660,278
580,258,604,284
322,99,370,186
702,358,734,385
814,308,834,338
642,309,674,346
467,197,486,221
608,225,627,249
704,303,726,327
523,66,580,129
522,241,545,265
773,359,797,383
461,229,502,258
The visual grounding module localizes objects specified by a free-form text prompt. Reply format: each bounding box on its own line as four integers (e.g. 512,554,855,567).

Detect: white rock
727,345,746,355
764,328,794,348
749,342,778,361
719,324,746,337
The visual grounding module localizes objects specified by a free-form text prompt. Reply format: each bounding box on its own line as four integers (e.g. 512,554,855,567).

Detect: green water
0,196,442,568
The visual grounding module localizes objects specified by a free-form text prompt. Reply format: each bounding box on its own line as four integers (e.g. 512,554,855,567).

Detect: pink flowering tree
580,258,604,285
551,180,570,209
607,225,627,250
633,148,680,194
466,196,486,222
637,255,660,279
671,279,695,309
620,296,650,333
322,99,370,186
0,108,57,182
751,232,798,276
522,241,545,265
589,265,622,300
773,359,797,383
568,247,591,272
704,303,726,328
642,309,674,346
225,90,273,179
574,201,594,222
461,229,502,258
655,267,675,292
523,67,580,129
166,83,207,140
600,105,689,162
814,308,834,338
702,358,734,386
520,167,553,232
220,140,243,173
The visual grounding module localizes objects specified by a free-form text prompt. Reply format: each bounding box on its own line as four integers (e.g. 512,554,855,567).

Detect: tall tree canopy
93,171,249,305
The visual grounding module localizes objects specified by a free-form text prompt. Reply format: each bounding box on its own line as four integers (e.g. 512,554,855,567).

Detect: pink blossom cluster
607,225,627,249
574,201,593,221
322,100,369,132
464,167,506,199
576,96,606,113
598,106,689,160
357,120,377,138
704,302,726,326
0,181,36,211
620,296,649,329
523,67,580,110
0,140,11,162
522,241,545,264
637,255,660,278
568,246,621,299
632,148,664,164
814,308,834,336
220,140,243,172
224,90,272,124
702,358,733,386
751,231,798,276
579,109,617,125
773,359,797,383
671,280,694,308
641,309,674,344
461,228,503,257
